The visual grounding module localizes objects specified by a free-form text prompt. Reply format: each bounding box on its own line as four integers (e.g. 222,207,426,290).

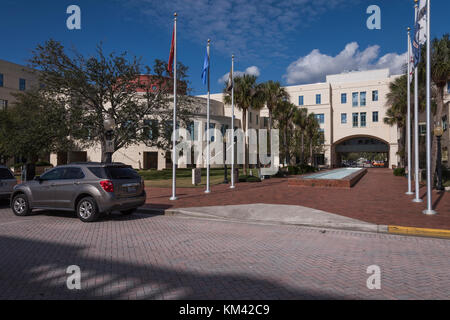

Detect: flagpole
205,39,211,194
170,12,177,201
230,54,235,189
423,0,436,214
406,27,413,195
413,1,423,203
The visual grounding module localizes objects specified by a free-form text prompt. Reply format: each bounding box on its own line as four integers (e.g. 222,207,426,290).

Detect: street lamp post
223,133,229,184
434,124,444,191
103,117,116,164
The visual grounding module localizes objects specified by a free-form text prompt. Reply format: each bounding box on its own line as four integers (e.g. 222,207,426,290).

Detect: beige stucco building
0,59,39,111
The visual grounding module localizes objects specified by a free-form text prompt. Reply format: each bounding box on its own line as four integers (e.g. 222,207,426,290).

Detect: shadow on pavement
0,235,344,300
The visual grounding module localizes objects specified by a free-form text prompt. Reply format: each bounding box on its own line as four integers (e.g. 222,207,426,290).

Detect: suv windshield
0,168,14,179
106,166,140,180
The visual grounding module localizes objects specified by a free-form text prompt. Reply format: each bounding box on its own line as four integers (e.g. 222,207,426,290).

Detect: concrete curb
163,207,390,234
139,207,450,239
388,225,450,239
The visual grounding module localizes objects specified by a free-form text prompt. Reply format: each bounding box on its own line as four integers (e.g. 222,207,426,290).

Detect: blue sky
1,0,449,95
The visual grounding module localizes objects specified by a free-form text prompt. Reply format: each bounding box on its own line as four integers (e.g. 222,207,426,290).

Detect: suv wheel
76,197,99,222
120,208,136,216
11,194,32,216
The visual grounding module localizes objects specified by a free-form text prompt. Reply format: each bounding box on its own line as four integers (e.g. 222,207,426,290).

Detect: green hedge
393,168,406,176
287,164,317,176
238,175,261,183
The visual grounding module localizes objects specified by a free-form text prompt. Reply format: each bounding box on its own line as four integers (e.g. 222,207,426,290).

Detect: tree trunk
284,124,289,165
431,86,445,187
301,133,305,164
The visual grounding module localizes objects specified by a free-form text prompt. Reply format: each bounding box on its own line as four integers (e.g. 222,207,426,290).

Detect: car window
63,167,85,180
88,167,108,179
0,168,14,179
40,168,65,181
106,167,140,179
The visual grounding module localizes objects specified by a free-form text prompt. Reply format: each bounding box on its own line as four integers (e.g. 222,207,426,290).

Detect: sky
0,0,449,95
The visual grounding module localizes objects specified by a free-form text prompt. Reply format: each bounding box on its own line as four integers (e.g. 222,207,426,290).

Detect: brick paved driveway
145,169,450,229
0,202,449,300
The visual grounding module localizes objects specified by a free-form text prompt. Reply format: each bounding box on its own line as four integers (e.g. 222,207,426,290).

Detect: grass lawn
139,168,259,188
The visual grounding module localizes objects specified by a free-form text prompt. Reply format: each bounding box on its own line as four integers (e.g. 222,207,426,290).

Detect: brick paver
145,169,450,230
0,205,449,299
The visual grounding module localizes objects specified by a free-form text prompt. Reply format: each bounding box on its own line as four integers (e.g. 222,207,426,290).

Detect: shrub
297,164,317,174
287,166,299,175
35,161,52,167
393,168,406,176
238,175,261,183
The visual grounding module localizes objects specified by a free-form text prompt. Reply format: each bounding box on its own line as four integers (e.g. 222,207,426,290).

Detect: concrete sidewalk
162,203,389,233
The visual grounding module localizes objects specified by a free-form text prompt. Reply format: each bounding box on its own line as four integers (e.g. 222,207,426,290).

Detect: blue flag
201,48,209,86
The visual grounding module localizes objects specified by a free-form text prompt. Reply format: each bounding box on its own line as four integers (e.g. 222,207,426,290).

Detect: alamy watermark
172,128,280,176
366,5,381,30
66,265,81,290
66,5,81,30
366,265,381,290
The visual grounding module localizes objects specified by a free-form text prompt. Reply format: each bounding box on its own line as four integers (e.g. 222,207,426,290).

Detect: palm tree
259,81,290,133
429,34,450,183
385,74,409,167
293,107,308,164
273,100,296,165
223,74,264,174
304,113,321,166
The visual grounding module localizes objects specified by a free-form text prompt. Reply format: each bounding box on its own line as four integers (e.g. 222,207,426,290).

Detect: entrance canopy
335,137,389,153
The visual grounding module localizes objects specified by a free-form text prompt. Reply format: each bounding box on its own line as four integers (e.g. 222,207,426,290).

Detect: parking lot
0,200,449,300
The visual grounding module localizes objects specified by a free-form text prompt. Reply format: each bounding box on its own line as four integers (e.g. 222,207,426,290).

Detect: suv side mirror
34,176,42,183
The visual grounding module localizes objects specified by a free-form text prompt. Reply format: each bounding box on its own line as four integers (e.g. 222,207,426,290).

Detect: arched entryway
332,135,390,168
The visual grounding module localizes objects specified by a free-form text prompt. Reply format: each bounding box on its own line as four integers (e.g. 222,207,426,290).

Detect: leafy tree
29,39,196,162
304,113,322,165
0,90,71,164
223,74,264,174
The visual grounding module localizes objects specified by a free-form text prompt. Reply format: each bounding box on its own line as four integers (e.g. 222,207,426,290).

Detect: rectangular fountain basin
288,168,367,188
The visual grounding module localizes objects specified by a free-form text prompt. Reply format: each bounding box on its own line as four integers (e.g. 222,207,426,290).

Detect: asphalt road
0,200,449,300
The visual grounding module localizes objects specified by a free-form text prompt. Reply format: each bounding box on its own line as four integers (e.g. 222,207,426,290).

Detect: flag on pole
226,67,233,92
408,37,414,83
168,29,175,75
413,0,427,67
201,48,209,86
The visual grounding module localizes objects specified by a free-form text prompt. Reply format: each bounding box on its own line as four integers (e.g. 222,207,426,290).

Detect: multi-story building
0,59,39,111
283,69,401,168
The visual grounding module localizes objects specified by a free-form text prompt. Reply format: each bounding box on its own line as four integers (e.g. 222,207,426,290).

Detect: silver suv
10,163,146,222
0,166,17,200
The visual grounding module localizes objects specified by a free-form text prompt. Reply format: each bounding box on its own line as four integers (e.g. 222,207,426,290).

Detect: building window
0,99,7,111
360,92,366,106
249,112,252,123
299,95,304,106
372,90,379,101
318,128,325,144
19,78,26,91
352,113,359,127
360,112,367,127
447,81,450,94
372,111,379,122
341,113,347,124
315,113,324,124
352,92,358,107
419,123,426,136
341,93,347,104
443,115,448,131
316,94,321,105
0,73,3,87
263,117,268,128
256,115,259,125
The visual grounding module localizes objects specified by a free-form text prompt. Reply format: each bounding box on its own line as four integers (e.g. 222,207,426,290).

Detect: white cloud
218,66,261,84
284,42,407,85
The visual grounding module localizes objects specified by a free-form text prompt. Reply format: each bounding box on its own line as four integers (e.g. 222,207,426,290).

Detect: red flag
168,29,175,75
